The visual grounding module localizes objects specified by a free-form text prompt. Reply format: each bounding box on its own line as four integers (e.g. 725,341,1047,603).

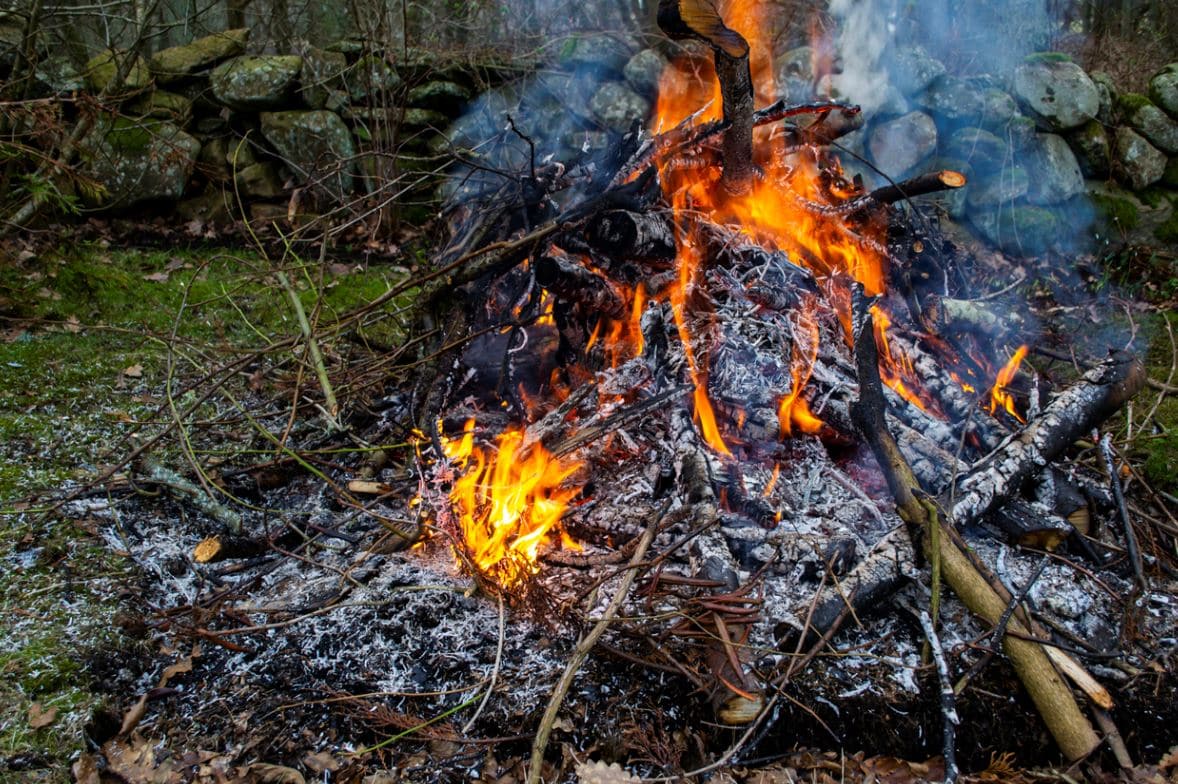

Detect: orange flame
988,345,1028,423
779,296,824,436
443,420,583,587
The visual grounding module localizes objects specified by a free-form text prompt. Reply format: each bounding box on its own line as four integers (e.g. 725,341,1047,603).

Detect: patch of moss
1023,51,1073,64
1090,191,1141,231
1155,210,1178,244
1117,92,1154,116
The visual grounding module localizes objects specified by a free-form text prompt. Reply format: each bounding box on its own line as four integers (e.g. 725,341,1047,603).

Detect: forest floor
0,230,1176,783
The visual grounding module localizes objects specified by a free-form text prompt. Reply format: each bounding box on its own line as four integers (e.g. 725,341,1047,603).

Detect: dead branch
848,285,1102,762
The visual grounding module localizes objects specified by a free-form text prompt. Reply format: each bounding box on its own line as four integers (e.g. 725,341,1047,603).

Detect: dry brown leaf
144,271,171,282
65,315,82,333
27,702,58,729
118,694,149,736
104,735,182,784
193,536,222,563
247,763,306,784
161,656,194,683
302,751,340,774
574,760,640,784
123,364,144,378
73,753,101,784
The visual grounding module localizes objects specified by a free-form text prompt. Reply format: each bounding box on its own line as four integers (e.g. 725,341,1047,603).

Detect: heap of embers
409,0,1148,763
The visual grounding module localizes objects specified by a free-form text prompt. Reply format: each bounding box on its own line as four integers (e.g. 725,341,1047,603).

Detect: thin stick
462,594,505,734
1100,433,1145,591
918,609,959,784
276,268,340,429
524,503,664,784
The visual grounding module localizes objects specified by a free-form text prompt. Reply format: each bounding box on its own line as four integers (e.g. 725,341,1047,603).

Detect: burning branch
657,0,754,195
848,285,1103,763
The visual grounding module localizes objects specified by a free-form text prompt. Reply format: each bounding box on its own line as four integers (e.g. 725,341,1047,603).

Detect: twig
462,594,505,734
918,609,959,784
1100,433,1145,591
276,267,341,429
525,502,665,784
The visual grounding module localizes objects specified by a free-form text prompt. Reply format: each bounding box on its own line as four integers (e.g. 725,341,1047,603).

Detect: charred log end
1100,350,1147,414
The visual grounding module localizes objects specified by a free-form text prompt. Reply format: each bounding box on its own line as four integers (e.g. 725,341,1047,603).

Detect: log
656,0,754,195
949,351,1146,527
923,294,1025,337
586,209,676,262
847,286,1102,762
535,254,626,320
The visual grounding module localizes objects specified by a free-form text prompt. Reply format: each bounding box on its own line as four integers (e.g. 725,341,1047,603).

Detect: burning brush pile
85,1,1178,779
395,0,1174,772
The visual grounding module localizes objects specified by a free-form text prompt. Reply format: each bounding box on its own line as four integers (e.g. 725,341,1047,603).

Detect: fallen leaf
144,270,171,283
302,751,340,774
123,364,144,378
119,694,149,736
161,656,194,683
65,315,81,333
193,536,222,563
72,753,101,784
27,702,58,728
248,763,306,784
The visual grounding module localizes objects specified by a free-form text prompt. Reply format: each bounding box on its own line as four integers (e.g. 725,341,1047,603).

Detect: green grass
0,242,407,778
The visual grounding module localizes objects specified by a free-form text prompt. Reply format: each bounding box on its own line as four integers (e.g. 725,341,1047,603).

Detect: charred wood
949,352,1146,528
535,254,626,320
923,294,1025,338
586,209,676,262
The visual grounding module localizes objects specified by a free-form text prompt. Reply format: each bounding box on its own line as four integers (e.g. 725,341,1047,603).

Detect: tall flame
988,345,1028,423
444,420,583,587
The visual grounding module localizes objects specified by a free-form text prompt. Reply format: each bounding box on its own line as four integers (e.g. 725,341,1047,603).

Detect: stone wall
6,25,1178,254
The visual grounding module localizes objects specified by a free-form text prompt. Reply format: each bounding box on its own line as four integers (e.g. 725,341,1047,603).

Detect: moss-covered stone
150,29,248,84
1090,71,1117,125
34,55,85,94
84,49,151,92
1162,157,1178,189
557,33,633,78
1023,51,1073,63
81,116,200,207
234,161,285,198
195,136,231,181
346,54,400,103
966,166,1030,207
210,55,302,111
1151,67,1178,119
259,110,355,198
126,89,193,125
407,80,471,114
1118,93,1178,154
1065,119,1111,178
1113,126,1167,190
299,46,348,110
969,204,1060,254
1155,209,1178,244
1089,189,1141,232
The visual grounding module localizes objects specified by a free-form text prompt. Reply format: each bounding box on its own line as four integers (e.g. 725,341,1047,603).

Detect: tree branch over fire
657,0,755,194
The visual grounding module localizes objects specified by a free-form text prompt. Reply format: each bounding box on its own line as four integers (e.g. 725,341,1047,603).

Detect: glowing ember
443,420,583,587
989,345,1029,422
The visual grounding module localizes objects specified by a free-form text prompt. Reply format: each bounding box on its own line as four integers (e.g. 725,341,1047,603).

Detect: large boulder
979,88,1018,128
1089,71,1117,125
917,76,985,126
84,49,151,92
966,166,1030,208
346,54,401,103
150,29,248,84
1112,127,1166,190
889,46,946,96
299,47,348,111
1149,66,1178,118
1119,93,1178,155
944,127,1009,172
259,110,355,198
1024,133,1084,205
558,33,633,78
970,204,1060,255
34,56,84,94
590,82,650,133
234,162,285,199
210,55,302,111
126,89,193,126
82,117,200,207
407,81,472,115
1065,119,1111,178
1012,56,1099,130
624,48,669,98
868,111,938,176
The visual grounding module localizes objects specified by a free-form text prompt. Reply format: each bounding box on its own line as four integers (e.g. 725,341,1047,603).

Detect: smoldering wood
949,352,1146,527
586,209,677,262
923,294,1025,338
535,254,626,320
715,47,755,195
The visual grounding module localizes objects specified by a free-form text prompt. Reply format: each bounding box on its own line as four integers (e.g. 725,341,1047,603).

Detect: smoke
826,0,895,114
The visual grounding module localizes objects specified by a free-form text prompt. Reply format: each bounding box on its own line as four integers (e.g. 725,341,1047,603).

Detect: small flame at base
444,420,583,588
989,345,1029,423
